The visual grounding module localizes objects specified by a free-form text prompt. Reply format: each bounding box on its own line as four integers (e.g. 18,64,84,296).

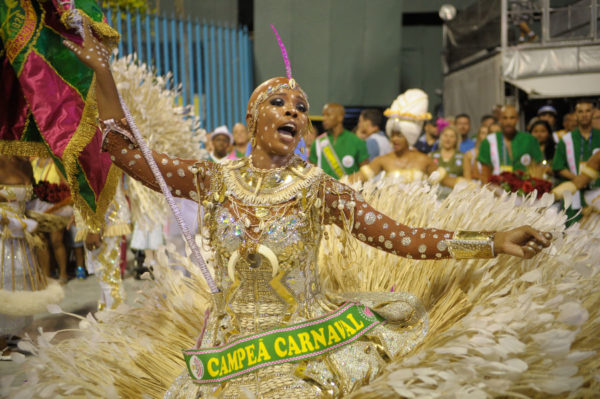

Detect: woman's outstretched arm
63,17,211,201
322,178,550,260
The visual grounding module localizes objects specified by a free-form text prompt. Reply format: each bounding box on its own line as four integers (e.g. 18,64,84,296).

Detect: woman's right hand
494,226,552,259
62,16,110,72
85,232,103,251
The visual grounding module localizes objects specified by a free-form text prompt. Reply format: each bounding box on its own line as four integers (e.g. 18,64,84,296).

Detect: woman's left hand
63,16,110,73
494,226,552,259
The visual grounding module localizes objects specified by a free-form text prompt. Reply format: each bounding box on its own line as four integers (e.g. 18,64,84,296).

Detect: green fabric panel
552,139,568,173
76,161,96,210
22,113,42,142
33,26,93,96
75,0,104,22
0,0,44,74
477,136,491,166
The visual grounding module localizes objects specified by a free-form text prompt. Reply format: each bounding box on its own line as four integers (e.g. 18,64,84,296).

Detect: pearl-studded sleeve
322,178,452,260
102,130,212,202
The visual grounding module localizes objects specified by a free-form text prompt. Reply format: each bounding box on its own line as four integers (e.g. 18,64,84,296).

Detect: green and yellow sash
316,133,345,178
183,302,384,384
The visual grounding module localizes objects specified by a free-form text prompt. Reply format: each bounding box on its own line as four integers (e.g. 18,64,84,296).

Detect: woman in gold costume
53,19,554,398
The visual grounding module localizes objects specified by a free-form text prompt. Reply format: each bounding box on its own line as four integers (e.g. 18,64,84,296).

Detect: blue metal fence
103,8,254,132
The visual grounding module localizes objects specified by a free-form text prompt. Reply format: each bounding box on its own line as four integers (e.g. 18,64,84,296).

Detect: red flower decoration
33,181,72,203
489,171,551,199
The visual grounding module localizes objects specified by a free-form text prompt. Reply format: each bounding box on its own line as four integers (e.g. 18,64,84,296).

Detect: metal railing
501,0,599,48
104,8,254,132
445,0,599,70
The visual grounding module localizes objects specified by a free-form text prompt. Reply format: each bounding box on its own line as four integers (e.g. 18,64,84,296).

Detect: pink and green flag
0,0,120,228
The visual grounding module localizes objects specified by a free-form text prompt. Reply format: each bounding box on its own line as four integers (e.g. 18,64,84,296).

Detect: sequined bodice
200,158,325,340
215,208,304,254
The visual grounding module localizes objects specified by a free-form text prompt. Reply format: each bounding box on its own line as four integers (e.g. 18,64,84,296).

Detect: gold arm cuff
581,164,599,180
446,230,495,259
360,165,375,180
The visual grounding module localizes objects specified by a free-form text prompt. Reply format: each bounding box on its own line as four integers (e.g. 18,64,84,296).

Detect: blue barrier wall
104,8,254,132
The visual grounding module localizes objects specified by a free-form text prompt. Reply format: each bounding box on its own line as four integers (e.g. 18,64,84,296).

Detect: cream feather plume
110,54,208,230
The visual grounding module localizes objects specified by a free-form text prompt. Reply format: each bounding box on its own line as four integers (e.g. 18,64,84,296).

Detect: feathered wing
319,179,600,398
110,55,208,230
4,246,212,399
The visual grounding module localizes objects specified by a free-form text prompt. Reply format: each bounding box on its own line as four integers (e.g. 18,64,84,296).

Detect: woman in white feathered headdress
351,89,467,188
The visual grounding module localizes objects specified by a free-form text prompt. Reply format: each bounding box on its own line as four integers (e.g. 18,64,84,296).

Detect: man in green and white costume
553,99,600,226
478,105,543,183
309,103,369,179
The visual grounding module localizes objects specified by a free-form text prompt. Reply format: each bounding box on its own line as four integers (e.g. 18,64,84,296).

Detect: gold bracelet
581,164,599,180
360,165,375,180
446,230,496,259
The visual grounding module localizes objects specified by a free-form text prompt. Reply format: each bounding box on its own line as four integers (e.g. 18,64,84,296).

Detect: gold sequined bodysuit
104,132,461,398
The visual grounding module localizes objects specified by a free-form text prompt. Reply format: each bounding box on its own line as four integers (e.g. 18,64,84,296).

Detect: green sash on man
553,128,600,225
309,130,369,179
315,134,345,178
478,131,543,174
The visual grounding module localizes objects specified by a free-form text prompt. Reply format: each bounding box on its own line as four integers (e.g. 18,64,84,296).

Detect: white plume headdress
384,89,432,147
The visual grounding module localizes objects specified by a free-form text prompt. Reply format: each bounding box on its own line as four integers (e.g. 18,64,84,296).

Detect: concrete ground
0,274,151,385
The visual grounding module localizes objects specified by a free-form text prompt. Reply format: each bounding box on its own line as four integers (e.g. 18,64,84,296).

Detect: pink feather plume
270,24,292,80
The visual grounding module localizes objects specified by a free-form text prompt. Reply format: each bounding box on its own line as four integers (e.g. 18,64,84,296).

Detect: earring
251,136,256,147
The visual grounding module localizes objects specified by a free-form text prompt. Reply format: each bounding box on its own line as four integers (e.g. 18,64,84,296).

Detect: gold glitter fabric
90,235,124,311
81,182,130,310
446,230,495,259
101,132,497,397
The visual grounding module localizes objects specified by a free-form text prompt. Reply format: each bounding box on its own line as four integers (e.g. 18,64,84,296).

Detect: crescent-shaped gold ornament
227,244,279,282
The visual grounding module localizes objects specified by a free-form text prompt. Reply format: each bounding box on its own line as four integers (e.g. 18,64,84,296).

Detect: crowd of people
281,97,600,225
200,95,600,228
